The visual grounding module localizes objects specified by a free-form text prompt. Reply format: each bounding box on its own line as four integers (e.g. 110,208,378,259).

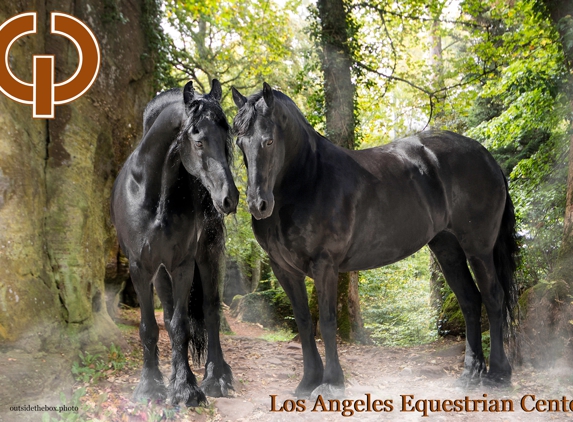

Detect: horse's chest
252,207,316,271
141,209,202,270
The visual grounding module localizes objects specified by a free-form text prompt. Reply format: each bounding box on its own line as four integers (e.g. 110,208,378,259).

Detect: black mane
233,89,312,138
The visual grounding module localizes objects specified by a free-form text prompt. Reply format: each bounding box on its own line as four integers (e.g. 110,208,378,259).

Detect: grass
259,328,295,342
116,323,138,332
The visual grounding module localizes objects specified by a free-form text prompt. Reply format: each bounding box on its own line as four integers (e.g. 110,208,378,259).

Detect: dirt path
4,308,573,421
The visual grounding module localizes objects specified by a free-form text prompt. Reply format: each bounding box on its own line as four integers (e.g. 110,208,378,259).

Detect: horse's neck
135,105,184,205
277,125,319,191
137,104,182,159
155,143,182,214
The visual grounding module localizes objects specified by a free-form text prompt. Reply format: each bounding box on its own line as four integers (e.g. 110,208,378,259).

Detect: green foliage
71,344,126,384
162,0,306,109
359,248,438,346
71,351,107,383
225,159,269,282
141,0,177,90
455,0,571,285
482,330,491,362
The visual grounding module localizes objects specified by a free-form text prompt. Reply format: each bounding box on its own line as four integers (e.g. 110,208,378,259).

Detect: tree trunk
250,256,262,293
316,0,367,343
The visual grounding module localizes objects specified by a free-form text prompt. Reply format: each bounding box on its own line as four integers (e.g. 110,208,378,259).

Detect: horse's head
231,83,288,220
178,79,238,215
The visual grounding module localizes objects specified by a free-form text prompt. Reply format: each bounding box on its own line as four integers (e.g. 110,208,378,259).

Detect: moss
438,292,489,337
517,287,533,320
337,273,352,341
438,293,466,336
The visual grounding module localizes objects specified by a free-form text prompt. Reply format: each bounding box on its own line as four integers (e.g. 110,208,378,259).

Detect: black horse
231,83,518,399
111,80,238,406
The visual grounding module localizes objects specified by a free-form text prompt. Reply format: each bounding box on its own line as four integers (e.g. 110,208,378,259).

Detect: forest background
158,0,573,357
0,0,572,389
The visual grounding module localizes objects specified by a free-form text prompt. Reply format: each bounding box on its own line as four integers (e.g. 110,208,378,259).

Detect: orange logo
0,12,100,119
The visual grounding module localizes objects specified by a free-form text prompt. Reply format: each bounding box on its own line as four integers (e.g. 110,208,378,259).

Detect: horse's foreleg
196,258,233,397
131,263,166,401
168,259,207,406
270,261,323,398
309,258,345,399
429,233,486,385
469,254,512,385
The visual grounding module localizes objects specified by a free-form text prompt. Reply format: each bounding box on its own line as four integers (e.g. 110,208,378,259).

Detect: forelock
177,94,233,165
233,92,273,136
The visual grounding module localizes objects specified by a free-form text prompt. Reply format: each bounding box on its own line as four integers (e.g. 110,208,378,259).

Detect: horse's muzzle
248,195,274,220
214,184,239,215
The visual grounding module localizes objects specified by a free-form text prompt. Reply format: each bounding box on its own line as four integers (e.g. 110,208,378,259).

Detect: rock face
0,0,155,351
222,259,250,305
230,289,298,332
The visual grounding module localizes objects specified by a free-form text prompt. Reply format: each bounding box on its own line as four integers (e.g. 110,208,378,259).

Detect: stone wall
0,0,155,351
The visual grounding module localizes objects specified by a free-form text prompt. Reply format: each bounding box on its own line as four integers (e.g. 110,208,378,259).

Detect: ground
2,307,573,421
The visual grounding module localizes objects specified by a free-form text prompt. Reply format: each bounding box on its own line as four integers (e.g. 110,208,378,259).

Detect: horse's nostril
223,197,232,211
260,200,267,212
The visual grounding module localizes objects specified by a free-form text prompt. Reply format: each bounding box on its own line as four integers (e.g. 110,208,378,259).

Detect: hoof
294,387,313,400
310,384,345,400
201,362,234,397
294,373,323,399
454,363,486,389
133,372,167,402
295,382,321,399
169,374,207,407
454,373,482,389
483,371,512,387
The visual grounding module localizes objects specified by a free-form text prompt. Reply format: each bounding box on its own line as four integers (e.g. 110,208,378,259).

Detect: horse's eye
266,139,274,146
195,141,203,148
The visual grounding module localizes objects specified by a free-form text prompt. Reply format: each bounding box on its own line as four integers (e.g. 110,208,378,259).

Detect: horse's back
349,130,505,204
338,131,507,269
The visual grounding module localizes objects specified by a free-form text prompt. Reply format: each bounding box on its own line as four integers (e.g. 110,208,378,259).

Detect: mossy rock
438,293,466,336
516,278,573,367
438,292,489,336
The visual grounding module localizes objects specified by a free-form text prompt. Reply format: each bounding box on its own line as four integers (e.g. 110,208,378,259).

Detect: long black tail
188,263,207,366
493,177,519,329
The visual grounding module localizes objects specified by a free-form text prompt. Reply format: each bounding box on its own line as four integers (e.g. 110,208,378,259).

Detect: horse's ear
262,82,274,109
183,81,195,106
232,87,247,109
210,79,222,102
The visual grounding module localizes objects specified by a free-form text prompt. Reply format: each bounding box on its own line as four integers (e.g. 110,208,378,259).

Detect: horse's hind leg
196,256,233,397
428,232,486,384
154,266,174,347
130,262,167,401
467,253,511,384
270,261,323,398
167,258,207,406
